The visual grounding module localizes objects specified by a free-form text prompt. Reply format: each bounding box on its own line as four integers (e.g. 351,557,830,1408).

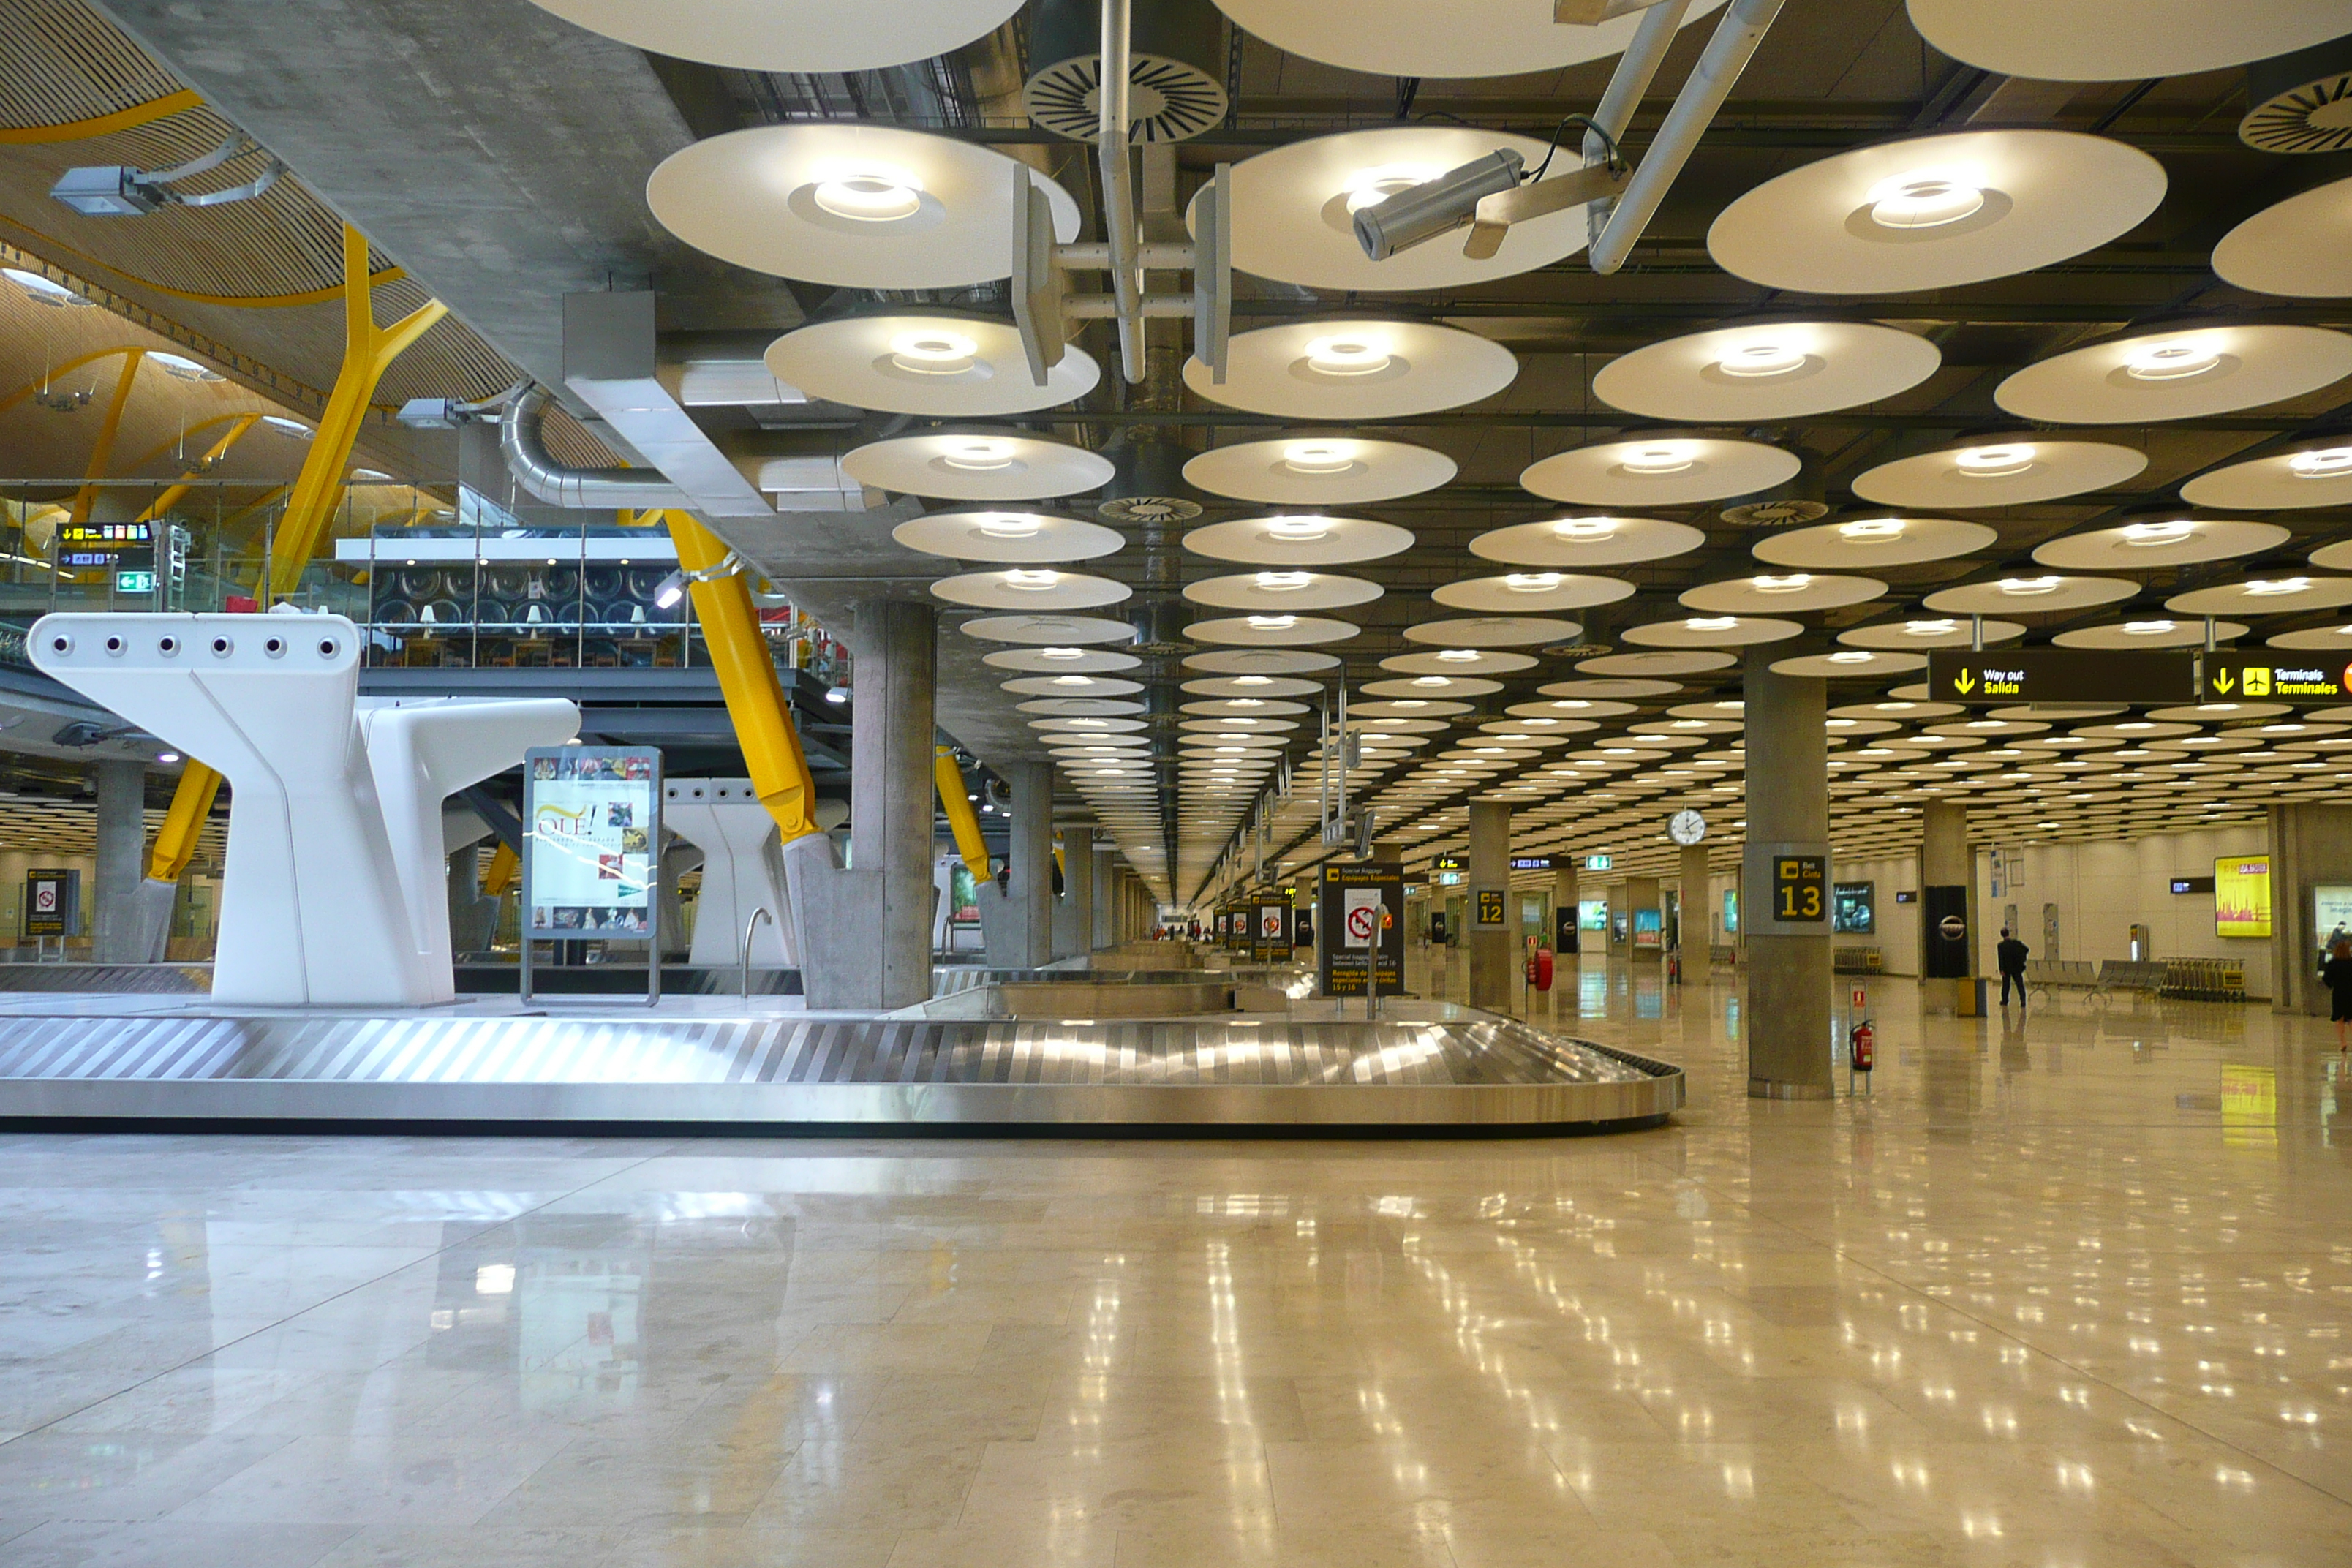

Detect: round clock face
1667,809,1707,846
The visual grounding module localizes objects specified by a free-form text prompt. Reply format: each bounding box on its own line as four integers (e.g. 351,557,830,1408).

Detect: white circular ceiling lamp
982,644,1139,672
1996,325,2352,424
1852,437,2148,508
2266,624,2352,651
1771,650,1930,679
1208,0,1727,79
1594,321,1941,421
2054,619,2250,649
1548,677,1685,697
1921,576,2138,614
1184,320,1518,418
2166,577,2352,617
2214,176,2352,299
1752,516,1997,570
1361,676,1504,698
2031,518,2291,571
2183,442,2352,510
1681,573,1888,615
1520,437,1799,507
1183,571,1382,612
1381,649,1538,677
960,614,1137,645
649,125,1077,288
1708,130,2165,295
1433,572,1635,614
766,314,1101,416
1469,513,1706,570
1003,674,1143,696
1020,698,1145,717
1623,617,1806,648
1183,434,1455,505
930,569,1130,611
1906,0,2352,81
1184,614,1360,645
527,0,1022,70
1204,125,1613,293
1184,648,1341,674
844,431,1112,500
1840,617,2025,649
1180,514,1414,566
1403,617,1583,647
2315,540,2352,571
1184,675,1324,698
892,510,1124,563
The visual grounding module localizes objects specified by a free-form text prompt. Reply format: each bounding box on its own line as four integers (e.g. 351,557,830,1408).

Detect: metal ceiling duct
2240,34,2352,154
1718,464,1829,528
1022,0,1229,143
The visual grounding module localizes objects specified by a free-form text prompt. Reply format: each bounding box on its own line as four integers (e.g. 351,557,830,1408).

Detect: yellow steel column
935,747,989,878
69,349,144,525
137,412,259,522
664,510,821,843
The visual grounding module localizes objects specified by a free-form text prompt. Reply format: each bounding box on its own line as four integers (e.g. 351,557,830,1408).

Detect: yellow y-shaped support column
69,350,144,526
663,510,822,843
935,747,989,879
136,413,260,524
149,225,447,885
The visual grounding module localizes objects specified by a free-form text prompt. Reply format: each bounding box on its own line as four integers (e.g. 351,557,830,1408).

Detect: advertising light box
2215,854,2272,940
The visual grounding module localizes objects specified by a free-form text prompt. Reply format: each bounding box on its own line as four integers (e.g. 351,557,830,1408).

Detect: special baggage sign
1319,861,1404,998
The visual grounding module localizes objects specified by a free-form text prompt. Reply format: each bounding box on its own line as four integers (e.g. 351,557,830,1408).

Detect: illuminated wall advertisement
1833,881,1874,935
1579,897,1607,931
2214,854,2272,940
525,747,660,937
2315,885,2352,960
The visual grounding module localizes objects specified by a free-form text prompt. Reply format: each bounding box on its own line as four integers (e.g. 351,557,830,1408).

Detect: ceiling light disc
1853,438,2146,508
1207,0,1727,80
1180,572,1384,611
1183,320,1518,418
1183,615,1360,645
930,570,1131,611
766,314,1100,415
1402,617,1583,647
1680,573,1887,614
2165,577,2352,616
2215,173,2352,298
1469,514,1706,570
845,431,1114,500
893,510,1125,563
984,647,1140,673
1708,130,2164,295
1594,321,1940,421
2031,518,2290,570
1839,617,2026,650
1771,650,1930,678
1180,513,1415,567
1183,434,1455,504
1183,648,1341,674
1433,573,1636,613
1752,516,1996,570
2054,619,2250,649
1622,617,1806,649
1905,0,2352,81
959,614,1138,644
649,124,1077,287
1921,576,2139,615
1995,323,2352,424
2183,442,2352,511
1521,437,1798,506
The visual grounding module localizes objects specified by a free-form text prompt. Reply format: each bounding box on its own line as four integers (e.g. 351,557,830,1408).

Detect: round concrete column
1678,843,1711,979
1009,760,1056,968
1468,800,1512,1011
1053,823,1093,960
91,759,148,965
1921,801,1975,1011
1741,647,1833,1098
1553,859,1579,955
849,598,939,1008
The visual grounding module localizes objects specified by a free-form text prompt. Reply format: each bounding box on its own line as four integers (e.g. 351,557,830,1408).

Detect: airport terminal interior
0,0,2350,1562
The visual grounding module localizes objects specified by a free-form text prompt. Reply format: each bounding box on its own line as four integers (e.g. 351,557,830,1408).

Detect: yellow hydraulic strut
663,510,823,843
935,747,989,879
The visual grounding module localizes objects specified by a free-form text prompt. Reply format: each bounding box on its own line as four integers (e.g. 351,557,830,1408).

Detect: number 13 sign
1774,856,1826,922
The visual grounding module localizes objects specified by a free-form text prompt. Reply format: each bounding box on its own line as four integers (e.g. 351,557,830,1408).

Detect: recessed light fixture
2123,338,2222,382
1753,573,1812,593
1504,572,1564,592
1245,614,1298,630
1998,576,2062,596
1550,517,1619,540
1865,166,1986,230
1003,568,1060,590
2122,619,2176,636
1716,342,1806,378
1838,518,1907,540
812,166,924,222
1341,164,1441,214
1904,618,1957,636
1263,515,1333,541
1686,616,1740,631
1303,335,1392,376
1278,440,1357,474
1039,646,1086,660
1254,570,1312,591
2288,446,2352,479
1433,648,1480,662
973,513,1043,539
943,437,1017,470
1953,443,2035,477
1621,442,1697,475
887,329,979,374
2245,577,2309,596
2120,519,2196,547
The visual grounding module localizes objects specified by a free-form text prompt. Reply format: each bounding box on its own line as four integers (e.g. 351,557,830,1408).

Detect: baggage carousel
0,968,1682,1133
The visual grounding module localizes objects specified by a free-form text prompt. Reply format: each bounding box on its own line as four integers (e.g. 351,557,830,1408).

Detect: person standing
1997,927,2029,1011
2321,938,2352,1051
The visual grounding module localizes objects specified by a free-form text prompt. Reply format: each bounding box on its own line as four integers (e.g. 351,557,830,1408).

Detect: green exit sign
114,570,156,594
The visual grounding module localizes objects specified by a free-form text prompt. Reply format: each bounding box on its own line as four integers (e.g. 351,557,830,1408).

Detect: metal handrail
742,906,775,998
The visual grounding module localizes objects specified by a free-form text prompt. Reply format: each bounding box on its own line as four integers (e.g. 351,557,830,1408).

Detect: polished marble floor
1,960,2346,1566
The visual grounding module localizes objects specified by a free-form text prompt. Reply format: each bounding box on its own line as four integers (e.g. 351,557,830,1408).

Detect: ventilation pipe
500,385,690,510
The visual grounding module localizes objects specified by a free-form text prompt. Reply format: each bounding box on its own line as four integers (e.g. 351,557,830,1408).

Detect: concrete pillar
1678,844,1711,979
91,759,148,964
1467,800,1512,1011
783,598,937,1010
1625,876,1660,959
1741,649,1833,1098
1054,823,1094,961
976,759,1055,968
1921,802,1975,1011
2271,804,2352,1014
1553,859,1579,954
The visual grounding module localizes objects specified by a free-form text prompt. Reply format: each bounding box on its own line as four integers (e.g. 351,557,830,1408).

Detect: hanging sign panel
1319,861,1404,998
2202,657,2352,704
524,747,661,938
1928,649,2196,705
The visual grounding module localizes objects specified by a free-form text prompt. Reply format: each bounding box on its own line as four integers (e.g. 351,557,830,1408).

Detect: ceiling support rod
1583,0,1692,248
1591,0,1784,274
1097,0,1145,382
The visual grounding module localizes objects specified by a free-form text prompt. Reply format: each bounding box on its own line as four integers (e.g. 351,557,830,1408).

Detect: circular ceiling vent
2241,37,2352,153
1022,0,1229,144
1722,497,1831,528
1098,492,1203,524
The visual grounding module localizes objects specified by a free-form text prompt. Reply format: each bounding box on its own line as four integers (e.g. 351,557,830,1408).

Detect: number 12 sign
1774,856,1826,922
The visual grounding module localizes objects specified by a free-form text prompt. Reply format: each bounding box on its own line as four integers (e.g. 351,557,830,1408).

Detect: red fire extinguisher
1523,935,1538,982
1534,946,1554,992
1850,1019,1875,1072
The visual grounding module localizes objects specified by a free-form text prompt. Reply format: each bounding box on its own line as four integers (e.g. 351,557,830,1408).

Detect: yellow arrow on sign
2212,667,2235,695
1953,668,1976,696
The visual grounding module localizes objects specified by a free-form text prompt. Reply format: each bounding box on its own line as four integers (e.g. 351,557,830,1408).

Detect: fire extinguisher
1850,1019,1875,1072
1523,935,1538,982
1534,946,1554,992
